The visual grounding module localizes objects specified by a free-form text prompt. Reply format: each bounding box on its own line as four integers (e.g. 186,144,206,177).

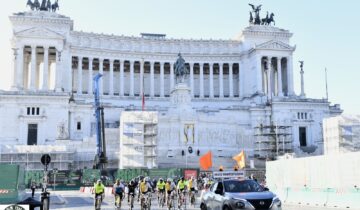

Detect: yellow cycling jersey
157,181,166,190
188,180,193,189
140,181,148,193
165,183,171,191
94,183,105,194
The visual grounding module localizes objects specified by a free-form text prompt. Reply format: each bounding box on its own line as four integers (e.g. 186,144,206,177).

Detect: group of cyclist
92,175,203,209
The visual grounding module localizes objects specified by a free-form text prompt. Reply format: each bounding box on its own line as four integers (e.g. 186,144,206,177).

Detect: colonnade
74,56,243,99
12,45,61,91
261,56,293,97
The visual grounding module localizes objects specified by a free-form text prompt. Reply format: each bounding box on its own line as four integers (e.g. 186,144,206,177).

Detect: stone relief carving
57,121,68,139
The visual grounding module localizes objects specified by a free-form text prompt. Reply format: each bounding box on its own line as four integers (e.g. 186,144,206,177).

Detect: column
170,62,175,90
119,60,124,96
88,57,93,94
42,46,49,90
300,61,305,97
287,56,295,96
30,45,37,90
199,63,204,98
229,63,234,98
16,46,24,90
129,60,134,96
266,57,271,99
77,56,83,95
219,63,224,98
11,48,17,90
239,62,244,98
190,63,194,97
160,62,164,97
256,55,263,94
36,60,40,89
209,63,214,98
23,55,29,89
150,61,154,97
140,60,144,96
55,49,62,92
277,57,283,97
109,59,114,96
99,58,103,95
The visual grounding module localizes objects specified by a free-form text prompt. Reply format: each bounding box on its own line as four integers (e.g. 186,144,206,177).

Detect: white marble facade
0,10,343,169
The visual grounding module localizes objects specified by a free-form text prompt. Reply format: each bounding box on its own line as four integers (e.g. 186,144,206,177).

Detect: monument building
0,2,342,170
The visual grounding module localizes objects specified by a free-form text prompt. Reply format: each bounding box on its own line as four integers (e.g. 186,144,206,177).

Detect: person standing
31,181,36,198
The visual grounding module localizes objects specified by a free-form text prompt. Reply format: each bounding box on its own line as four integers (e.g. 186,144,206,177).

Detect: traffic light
219,165,224,171
234,165,239,171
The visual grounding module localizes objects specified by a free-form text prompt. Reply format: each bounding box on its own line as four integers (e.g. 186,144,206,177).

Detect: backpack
115,185,123,194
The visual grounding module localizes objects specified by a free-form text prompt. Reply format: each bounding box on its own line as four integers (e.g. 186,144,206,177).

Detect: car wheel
200,203,207,210
223,205,232,210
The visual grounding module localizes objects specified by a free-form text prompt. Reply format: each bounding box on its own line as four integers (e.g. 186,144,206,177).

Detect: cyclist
188,176,197,205
139,177,152,208
127,179,137,208
93,179,105,205
113,179,125,206
156,178,166,205
177,177,187,208
165,178,176,207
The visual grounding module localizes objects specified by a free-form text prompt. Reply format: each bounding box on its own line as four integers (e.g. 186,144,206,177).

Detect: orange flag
199,151,212,170
233,150,246,169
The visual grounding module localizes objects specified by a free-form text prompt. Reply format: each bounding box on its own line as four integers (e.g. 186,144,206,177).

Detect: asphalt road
26,190,349,210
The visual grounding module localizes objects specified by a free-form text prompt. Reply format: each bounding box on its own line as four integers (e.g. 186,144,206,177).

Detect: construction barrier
326,188,360,209
272,187,360,209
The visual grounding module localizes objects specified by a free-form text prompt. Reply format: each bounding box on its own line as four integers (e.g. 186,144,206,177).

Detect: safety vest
177,180,186,190
94,183,105,194
157,181,166,190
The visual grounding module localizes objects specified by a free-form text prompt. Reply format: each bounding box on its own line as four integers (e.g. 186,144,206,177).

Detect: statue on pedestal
248,3,276,26
249,3,262,25
40,0,47,11
26,0,59,12
174,53,189,84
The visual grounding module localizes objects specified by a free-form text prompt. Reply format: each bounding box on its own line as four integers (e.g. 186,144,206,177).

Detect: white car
200,179,282,210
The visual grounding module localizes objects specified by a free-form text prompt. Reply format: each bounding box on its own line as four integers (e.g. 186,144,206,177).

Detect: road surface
25,190,349,210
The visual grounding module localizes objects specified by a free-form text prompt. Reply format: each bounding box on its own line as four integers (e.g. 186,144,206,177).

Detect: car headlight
235,201,245,208
272,196,281,207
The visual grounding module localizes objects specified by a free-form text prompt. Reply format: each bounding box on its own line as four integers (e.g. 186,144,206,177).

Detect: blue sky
0,0,359,114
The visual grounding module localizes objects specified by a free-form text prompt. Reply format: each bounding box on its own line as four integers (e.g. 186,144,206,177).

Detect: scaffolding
254,122,293,160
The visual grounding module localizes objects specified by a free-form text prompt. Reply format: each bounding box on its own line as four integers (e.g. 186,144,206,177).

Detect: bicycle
140,192,151,210
128,192,135,210
158,190,166,208
115,193,122,210
167,191,176,210
177,190,187,209
189,190,196,207
94,193,103,210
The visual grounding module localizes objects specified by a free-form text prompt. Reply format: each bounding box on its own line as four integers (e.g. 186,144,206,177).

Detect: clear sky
0,0,359,114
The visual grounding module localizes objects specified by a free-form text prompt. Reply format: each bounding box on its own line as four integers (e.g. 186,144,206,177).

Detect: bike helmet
159,178,163,182
145,177,150,182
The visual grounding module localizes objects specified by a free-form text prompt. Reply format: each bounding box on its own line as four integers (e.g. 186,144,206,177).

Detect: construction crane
93,73,108,170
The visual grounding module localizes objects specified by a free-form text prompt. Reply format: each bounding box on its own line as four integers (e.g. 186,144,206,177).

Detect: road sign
213,170,245,179
41,154,51,166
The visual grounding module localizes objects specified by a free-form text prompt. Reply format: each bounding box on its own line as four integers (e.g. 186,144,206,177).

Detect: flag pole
325,68,329,101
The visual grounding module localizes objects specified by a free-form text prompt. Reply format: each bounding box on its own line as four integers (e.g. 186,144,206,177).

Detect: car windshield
224,180,264,193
